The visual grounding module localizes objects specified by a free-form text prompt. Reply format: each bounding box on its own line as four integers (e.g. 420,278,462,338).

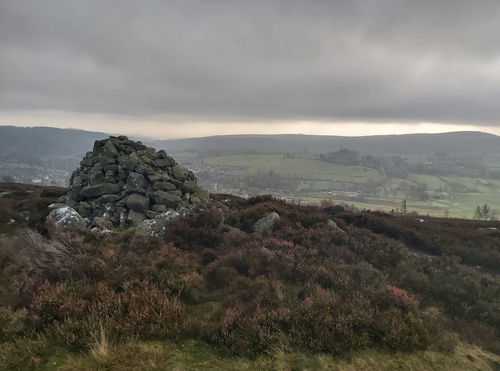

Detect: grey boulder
47,206,87,229
136,219,167,238
253,212,280,235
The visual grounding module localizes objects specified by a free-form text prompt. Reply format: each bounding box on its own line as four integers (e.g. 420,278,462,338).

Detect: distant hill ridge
1,126,499,157
153,131,500,155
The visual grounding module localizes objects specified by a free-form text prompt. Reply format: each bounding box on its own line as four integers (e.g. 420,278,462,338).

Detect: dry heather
1,188,500,370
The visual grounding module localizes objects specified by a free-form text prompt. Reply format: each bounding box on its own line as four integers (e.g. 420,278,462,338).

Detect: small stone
127,172,148,189
103,164,119,173
93,216,113,230
82,183,122,198
135,165,148,174
151,204,168,213
78,203,93,217
126,193,150,212
182,180,199,193
90,163,104,174
69,187,84,201
152,158,175,168
145,210,159,219
117,155,129,165
116,196,128,207
176,201,190,209
90,171,105,185
99,156,117,165
122,156,138,171
125,187,148,196
150,190,182,207
102,141,119,157
153,182,177,191
98,194,123,203
80,157,95,167
148,174,163,183
127,209,147,226
172,165,186,181
167,189,182,197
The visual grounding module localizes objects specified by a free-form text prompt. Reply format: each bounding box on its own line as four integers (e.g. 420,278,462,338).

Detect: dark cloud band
1,0,500,125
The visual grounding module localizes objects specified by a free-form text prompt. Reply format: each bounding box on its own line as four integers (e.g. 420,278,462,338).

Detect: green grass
296,180,312,191
204,154,382,181
483,155,500,170
43,340,500,371
407,174,448,190
171,151,199,158
204,154,500,219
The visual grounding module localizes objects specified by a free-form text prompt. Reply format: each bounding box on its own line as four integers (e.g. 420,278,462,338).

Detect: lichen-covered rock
253,212,280,235
127,172,148,189
136,219,167,238
47,206,86,229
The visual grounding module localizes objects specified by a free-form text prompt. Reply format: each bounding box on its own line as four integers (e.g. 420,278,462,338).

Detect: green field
204,154,382,181
483,155,500,170
204,154,500,219
170,151,200,158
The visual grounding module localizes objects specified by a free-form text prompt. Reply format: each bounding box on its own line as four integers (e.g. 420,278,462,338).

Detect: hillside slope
154,131,500,155
1,184,500,370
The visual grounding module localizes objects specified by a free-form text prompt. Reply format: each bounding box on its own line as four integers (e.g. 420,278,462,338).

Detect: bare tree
474,204,491,220
401,199,407,216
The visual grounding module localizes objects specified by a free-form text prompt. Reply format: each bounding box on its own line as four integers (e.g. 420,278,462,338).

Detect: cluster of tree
316,149,410,178
316,148,498,180
406,155,490,178
473,204,494,220
0,152,44,166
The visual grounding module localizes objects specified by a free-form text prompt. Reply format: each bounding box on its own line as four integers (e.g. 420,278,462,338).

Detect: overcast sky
1,0,500,138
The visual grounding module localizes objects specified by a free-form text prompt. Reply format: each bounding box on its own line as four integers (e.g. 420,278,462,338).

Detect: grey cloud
1,0,500,125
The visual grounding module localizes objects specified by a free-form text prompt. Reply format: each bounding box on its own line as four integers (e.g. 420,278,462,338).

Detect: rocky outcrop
57,136,208,229
254,212,280,235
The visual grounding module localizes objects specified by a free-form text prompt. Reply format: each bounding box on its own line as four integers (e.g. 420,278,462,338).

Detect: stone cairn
59,136,208,229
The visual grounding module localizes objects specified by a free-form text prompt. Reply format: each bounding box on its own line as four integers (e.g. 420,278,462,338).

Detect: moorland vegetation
1,182,500,370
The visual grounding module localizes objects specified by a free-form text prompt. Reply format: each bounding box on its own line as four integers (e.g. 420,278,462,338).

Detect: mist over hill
0,126,108,164
2,127,499,163
153,131,500,155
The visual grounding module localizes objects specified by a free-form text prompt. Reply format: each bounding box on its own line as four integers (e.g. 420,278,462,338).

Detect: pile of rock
55,136,208,229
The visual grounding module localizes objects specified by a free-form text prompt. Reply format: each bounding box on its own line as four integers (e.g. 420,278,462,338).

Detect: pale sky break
1,0,500,139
